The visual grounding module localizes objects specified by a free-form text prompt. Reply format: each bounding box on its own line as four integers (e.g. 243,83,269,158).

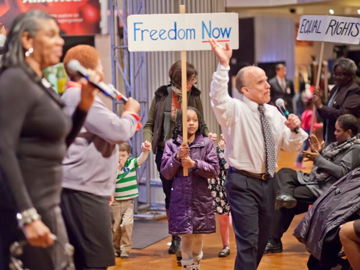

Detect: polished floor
110,150,314,270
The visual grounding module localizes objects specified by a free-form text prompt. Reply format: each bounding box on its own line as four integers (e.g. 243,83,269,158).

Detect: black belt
229,167,271,181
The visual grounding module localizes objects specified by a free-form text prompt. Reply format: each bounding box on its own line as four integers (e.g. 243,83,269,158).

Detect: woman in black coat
0,10,98,270
314,58,360,146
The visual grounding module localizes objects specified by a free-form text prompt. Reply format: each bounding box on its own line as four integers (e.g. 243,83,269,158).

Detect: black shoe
168,235,181,254
264,237,283,254
275,194,297,210
218,246,230,257
338,250,345,257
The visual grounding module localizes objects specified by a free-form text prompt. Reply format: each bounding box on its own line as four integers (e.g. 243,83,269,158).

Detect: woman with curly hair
60,44,141,270
160,107,219,269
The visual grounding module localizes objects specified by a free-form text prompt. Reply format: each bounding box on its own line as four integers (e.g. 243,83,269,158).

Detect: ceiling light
329,9,334,15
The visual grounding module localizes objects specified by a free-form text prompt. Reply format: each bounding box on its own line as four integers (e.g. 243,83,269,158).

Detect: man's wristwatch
17,208,41,228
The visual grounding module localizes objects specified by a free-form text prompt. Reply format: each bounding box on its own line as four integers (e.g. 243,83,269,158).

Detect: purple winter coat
161,134,219,235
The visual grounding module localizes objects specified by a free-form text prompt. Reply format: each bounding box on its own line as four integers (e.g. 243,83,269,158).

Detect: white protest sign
127,13,239,52
297,15,360,44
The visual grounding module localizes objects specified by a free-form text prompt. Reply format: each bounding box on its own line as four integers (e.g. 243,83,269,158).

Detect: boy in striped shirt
111,141,151,258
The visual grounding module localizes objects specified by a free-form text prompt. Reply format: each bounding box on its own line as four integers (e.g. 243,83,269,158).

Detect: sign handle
180,5,188,176
310,41,325,136
323,61,329,103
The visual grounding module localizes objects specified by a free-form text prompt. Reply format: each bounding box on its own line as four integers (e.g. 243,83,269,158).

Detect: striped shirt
114,157,139,200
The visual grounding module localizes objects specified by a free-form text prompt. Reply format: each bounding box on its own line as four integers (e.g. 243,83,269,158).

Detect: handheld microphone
275,98,299,134
107,84,128,102
67,60,127,102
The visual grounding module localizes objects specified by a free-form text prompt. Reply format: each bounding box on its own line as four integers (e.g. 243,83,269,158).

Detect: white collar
240,94,261,113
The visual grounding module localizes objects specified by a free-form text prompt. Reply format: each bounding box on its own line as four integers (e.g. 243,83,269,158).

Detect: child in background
208,134,231,257
161,107,219,270
111,141,151,259
295,96,322,169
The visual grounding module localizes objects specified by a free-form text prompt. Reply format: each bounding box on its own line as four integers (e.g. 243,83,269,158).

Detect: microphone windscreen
275,98,285,108
67,59,81,72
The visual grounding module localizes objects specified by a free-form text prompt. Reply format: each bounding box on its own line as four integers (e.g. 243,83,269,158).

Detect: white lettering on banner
128,13,239,52
297,15,360,44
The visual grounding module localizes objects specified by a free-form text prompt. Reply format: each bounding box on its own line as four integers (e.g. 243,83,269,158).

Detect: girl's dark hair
172,107,207,140
0,10,56,82
337,114,358,135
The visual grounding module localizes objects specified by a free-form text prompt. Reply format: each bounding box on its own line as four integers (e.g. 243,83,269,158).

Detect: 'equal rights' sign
297,15,360,44
127,13,239,52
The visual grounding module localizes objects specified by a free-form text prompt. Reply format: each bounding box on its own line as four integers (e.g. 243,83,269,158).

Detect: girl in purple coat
161,107,219,270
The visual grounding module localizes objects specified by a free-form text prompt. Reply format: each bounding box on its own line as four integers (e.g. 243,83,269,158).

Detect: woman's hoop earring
25,47,33,57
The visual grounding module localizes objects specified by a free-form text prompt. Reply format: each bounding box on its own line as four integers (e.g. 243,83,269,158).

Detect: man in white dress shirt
208,39,308,270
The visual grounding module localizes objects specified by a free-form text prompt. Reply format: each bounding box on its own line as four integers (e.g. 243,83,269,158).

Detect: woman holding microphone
0,10,100,270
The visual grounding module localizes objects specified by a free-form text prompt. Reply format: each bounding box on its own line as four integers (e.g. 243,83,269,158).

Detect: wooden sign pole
180,4,188,176
323,61,329,103
310,41,325,136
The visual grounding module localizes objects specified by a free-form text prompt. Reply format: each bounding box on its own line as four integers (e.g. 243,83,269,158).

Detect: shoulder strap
163,85,172,140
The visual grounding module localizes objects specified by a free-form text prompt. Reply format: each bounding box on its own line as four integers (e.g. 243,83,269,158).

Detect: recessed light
329,9,334,15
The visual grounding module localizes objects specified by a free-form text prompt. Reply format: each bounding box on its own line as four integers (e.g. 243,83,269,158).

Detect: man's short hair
235,68,247,94
275,63,286,71
119,142,131,154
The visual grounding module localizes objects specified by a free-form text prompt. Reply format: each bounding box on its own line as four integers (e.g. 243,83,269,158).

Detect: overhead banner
0,0,101,36
127,13,239,52
297,15,360,44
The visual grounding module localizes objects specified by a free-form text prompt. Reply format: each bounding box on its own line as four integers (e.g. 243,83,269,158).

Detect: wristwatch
16,208,41,228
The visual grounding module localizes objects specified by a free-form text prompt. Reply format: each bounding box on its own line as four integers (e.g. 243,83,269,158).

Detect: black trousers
155,149,173,210
226,170,276,270
61,189,115,270
271,168,318,240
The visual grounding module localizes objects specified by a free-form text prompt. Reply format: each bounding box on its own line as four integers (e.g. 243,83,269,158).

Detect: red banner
0,0,101,36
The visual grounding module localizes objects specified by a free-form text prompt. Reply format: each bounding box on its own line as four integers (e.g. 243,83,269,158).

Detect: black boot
264,236,283,254
168,235,181,255
275,194,297,210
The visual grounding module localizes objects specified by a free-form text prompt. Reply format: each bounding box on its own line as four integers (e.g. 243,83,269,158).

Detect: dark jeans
226,170,276,270
155,149,173,210
271,168,318,241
